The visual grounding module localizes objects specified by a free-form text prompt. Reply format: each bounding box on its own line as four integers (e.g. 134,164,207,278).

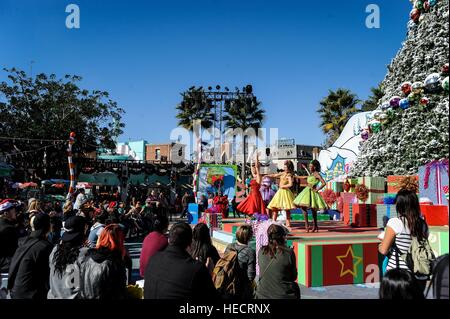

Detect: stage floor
220,218,382,241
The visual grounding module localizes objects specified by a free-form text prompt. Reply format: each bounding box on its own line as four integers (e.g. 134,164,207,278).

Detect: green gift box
357,177,386,204
428,226,449,257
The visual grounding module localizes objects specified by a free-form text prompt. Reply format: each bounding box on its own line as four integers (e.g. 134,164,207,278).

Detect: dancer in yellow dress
294,160,327,232
265,160,296,228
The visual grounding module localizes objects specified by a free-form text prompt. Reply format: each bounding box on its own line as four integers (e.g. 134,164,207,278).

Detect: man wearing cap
7,213,53,299
0,200,19,273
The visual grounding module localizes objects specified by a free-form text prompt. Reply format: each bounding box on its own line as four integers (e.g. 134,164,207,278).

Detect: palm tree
361,83,384,112
176,87,215,161
318,89,360,147
176,87,215,131
223,94,265,183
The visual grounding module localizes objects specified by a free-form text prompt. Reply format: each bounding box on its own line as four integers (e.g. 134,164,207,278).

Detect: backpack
426,254,449,299
211,247,244,299
394,235,436,277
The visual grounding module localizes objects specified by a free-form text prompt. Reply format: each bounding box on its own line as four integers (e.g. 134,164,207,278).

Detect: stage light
216,85,221,90
208,86,212,90
245,84,253,94
225,87,229,91
189,86,195,90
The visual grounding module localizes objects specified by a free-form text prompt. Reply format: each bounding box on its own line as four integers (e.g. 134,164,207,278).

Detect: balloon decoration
376,63,448,131
361,129,370,141
410,8,421,22
379,112,388,124
369,120,382,134
414,0,424,10
410,0,436,23
381,102,391,111
408,92,420,103
373,110,382,120
399,98,410,110
389,96,401,108
411,81,424,94
420,97,430,106
442,77,449,92
424,73,441,93
442,63,449,75
401,82,412,95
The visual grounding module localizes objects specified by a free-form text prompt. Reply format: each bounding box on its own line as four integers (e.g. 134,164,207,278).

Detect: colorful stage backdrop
196,164,237,204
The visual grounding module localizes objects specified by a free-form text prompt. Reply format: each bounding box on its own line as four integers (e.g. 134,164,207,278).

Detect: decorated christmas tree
351,0,449,177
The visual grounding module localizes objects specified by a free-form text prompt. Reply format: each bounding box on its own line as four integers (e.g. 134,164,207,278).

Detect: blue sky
0,0,411,146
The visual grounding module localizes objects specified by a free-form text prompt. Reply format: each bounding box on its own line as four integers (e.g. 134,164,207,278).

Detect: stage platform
212,218,449,287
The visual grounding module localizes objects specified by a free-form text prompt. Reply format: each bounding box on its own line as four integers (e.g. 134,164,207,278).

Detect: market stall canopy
0,162,14,177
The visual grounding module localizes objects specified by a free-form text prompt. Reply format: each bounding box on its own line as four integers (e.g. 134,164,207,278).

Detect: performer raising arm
265,160,297,228
236,153,266,217
293,160,327,232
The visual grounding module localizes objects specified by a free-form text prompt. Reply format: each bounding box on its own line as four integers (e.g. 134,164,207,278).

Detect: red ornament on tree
442,63,449,75
401,82,412,95
410,8,421,23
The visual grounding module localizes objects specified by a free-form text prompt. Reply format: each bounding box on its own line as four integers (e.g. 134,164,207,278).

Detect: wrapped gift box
420,204,449,226
351,204,377,227
387,175,419,194
294,239,383,287
419,160,449,206
428,226,449,257
202,212,223,233
341,193,357,204
357,177,386,204
326,181,344,193
343,203,377,227
375,193,397,205
376,204,398,228
344,178,358,193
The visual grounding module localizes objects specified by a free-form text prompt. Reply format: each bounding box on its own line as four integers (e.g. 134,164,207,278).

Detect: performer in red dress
237,154,266,216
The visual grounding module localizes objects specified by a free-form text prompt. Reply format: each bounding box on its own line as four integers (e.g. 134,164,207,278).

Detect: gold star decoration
336,246,363,278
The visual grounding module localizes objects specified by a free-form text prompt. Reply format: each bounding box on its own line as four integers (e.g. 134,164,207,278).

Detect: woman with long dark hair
255,224,299,299
293,160,327,232
48,216,88,299
189,223,220,272
378,189,430,293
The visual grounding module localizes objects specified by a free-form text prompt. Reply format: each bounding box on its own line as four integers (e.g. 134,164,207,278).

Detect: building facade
145,143,186,163
269,138,321,173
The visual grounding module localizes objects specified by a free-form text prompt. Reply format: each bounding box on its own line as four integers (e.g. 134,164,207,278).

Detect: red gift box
387,175,419,194
353,204,377,227
344,203,377,227
420,204,449,226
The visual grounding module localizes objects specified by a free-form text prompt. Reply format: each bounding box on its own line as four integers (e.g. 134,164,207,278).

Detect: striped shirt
386,217,412,271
